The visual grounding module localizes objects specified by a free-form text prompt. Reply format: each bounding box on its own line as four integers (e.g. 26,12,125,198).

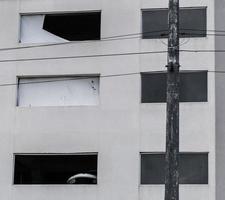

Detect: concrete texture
215,0,225,200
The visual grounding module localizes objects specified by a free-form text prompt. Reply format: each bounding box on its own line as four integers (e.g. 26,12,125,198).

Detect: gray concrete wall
0,0,216,199
215,0,225,199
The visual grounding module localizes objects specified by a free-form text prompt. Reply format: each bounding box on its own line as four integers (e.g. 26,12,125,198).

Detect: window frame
16,74,101,107
13,153,98,185
141,6,207,39
141,70,208,103
140,152,209,185
19,10,102,44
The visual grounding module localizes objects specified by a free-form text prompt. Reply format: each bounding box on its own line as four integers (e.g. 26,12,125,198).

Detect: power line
180,32,225,37
0,30,168,52
0,70,223,88
0,72,141,87
181,28,225,33
1,28,225,52
182,49,225,53
0,49,225,63
0,49,223,63
0,50,168,63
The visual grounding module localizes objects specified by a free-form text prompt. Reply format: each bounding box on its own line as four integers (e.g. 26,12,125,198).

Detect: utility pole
165,0,180,200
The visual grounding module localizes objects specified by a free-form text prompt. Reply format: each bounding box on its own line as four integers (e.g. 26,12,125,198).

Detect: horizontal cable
0,49,225,63
0,72,142,87
1,28,225,52
0,70,223,88
0,30,167,51
0,50,168,63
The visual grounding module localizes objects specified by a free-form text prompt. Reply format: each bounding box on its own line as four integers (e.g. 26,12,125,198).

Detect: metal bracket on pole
166,63,180,72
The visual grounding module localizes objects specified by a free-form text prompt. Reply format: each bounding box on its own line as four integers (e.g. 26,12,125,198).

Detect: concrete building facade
0,0,222,200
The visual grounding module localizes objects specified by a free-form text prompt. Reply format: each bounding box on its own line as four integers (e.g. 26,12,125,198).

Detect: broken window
141,153,208,184
142,7,206,38
17,76,99,107
14,154,98,184
141,71,207,103
20,12,101,43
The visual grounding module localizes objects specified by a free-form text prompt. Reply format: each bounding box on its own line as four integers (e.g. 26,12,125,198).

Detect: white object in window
20,15,68,43
18,77,99,107
67,173,97,184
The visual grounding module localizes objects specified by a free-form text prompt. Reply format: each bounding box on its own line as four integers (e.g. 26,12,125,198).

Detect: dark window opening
142,8,206,39
141,153,208,184
141,71,208,103
43,12,101,41
14,154,97,184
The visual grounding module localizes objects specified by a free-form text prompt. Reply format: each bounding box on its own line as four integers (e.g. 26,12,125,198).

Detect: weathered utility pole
165,0,180,200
